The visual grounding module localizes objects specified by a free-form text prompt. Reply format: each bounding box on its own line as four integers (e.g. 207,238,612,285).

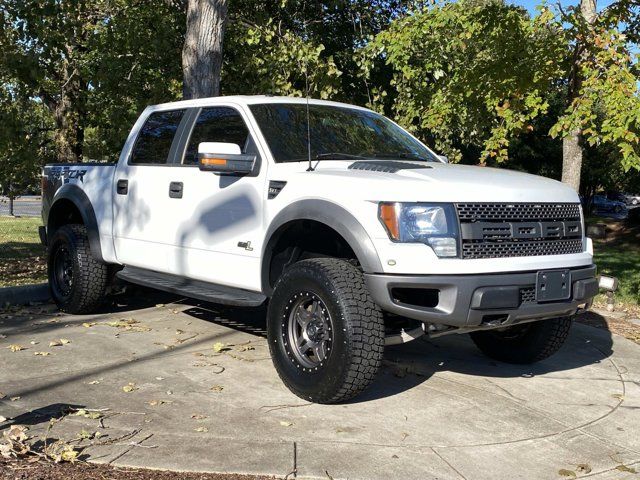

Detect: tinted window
130,110,184,165
183,107,250,165
249,103,437,163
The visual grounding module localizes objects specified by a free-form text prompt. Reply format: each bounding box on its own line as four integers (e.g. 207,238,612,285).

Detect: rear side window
183,107,250,165
130,109,184,165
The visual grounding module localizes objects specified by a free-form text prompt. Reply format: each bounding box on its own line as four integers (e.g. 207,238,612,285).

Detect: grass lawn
0,216,46,287
589,217,640,312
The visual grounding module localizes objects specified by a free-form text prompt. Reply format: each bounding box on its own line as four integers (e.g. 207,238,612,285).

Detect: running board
116,267,266,307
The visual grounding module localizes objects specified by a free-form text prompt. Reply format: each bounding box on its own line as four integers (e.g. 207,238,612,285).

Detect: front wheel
267,258,385,404
470,317,572,364
48,224,109,314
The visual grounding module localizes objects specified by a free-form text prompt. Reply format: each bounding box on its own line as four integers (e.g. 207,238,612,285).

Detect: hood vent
348,160,432,173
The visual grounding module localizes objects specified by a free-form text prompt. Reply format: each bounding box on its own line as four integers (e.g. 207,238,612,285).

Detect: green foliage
0,0,184,162
549,23,640,172
0,82,54,197
360,0,566,163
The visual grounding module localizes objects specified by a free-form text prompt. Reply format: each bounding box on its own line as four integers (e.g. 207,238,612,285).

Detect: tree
0,82,54,212
182,0,228,99
0,0,184,163
360,0,565,163
360,0,640,188
551,0,640,190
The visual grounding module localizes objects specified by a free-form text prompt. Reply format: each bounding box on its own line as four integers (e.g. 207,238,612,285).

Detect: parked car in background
617,192,640,206
592,194,627,214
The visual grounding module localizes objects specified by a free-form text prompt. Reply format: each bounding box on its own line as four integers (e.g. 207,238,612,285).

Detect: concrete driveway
1,289,639,479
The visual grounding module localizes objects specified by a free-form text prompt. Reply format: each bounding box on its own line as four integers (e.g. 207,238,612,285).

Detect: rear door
112,108,193,272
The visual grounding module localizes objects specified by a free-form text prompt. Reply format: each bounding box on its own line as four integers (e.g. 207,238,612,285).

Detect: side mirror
437,154,449,164
198,142,256,175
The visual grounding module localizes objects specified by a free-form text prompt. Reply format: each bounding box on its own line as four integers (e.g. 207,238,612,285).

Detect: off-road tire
48,224,109,314
470,317,572,364
267,258,385,403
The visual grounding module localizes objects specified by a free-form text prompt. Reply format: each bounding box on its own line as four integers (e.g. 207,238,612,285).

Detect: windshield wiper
314,152,366,160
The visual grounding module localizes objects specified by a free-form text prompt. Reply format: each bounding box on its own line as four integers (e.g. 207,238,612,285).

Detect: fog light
427,237,457,257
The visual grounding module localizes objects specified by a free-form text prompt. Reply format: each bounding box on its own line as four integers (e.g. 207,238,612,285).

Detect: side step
116,266,266,307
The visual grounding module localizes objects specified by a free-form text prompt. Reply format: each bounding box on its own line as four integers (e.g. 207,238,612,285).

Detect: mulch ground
0,459,277,480
576,309,640,344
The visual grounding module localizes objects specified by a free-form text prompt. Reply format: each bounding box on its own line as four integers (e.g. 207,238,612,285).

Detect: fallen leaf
122,382,138,393
155,304,165,308
82,322,96,328
279,421,293,427
194,426,208,432
0,392,5,399
87,380,100,385
0,416,6,423
155,377,165,381
29,341,38,345
558,469,576,478
34,351,51,356
237,345,255,352
10,397,20,402
49,340,62,347
175,329,184,335
616,465,637,473
7,344,25,352
213,342,230,353
60,338,72,345
146,400,169,407
209,385,224,393
191,414,208,420
72,409,103,420
611,393,625,401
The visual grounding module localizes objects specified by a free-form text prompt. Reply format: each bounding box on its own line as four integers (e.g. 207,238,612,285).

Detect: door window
183,107,250,165
130,109,185,165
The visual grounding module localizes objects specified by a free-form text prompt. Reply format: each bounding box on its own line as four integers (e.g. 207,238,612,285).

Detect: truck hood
278,161,580,204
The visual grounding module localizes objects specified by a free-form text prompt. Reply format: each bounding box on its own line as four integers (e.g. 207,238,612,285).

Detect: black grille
462,239,583,259
456,203,581,222
520,286,536,304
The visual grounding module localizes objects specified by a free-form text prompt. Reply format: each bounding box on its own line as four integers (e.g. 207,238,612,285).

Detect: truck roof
144,95,372,113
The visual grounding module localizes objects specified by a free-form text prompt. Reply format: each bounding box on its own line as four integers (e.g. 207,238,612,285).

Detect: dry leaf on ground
122,382,138,393
279,421,294,427
7,344,25,352
34,351,51,356
209,385,224,393
194,426,208,433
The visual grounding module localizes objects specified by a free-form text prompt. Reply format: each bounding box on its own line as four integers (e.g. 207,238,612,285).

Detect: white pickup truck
41,96,598,403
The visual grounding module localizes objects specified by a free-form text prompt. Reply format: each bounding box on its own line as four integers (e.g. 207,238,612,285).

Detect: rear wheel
470,317,572,364
48,224,109,314
267,258,384,403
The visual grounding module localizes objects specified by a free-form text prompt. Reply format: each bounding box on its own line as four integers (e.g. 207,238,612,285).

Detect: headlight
379,202,459,257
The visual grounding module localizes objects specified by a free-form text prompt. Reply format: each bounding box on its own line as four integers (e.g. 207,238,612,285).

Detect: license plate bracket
536,269,572,302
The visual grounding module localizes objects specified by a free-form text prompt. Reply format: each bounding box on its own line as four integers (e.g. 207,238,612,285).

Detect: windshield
249,103,438,163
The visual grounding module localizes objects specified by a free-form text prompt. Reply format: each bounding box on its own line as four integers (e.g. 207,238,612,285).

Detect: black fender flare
261,199,383,295
47,184,104,262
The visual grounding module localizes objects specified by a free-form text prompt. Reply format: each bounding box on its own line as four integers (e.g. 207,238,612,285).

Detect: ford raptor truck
40,96,599,403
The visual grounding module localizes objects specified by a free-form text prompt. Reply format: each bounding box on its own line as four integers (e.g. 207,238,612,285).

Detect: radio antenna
303,1,313,172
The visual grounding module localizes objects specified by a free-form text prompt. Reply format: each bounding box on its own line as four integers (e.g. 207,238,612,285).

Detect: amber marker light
200,157,227,166
379,202,400,240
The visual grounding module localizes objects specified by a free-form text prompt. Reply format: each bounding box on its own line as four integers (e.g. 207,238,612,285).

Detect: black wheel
48,224,109,314
470,317,572,364
267,258,384,403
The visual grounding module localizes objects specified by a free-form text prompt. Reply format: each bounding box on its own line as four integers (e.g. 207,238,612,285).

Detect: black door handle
169,181,183,199
116,179,128,195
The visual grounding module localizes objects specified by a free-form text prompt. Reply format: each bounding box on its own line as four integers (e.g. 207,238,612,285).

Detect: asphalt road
0,196,42,217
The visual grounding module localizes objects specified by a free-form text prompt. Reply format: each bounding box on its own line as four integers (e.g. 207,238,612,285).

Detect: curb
0,283,50,307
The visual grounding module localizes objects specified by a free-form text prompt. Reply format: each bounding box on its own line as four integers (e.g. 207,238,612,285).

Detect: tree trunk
561,129,583,191
182,0,228,100
561,0,597,192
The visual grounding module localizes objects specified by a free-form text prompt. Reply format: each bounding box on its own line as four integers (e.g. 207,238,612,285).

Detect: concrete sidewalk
1,291,639,479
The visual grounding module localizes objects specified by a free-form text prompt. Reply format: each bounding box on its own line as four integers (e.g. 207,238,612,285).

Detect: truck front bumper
365,265,598,328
